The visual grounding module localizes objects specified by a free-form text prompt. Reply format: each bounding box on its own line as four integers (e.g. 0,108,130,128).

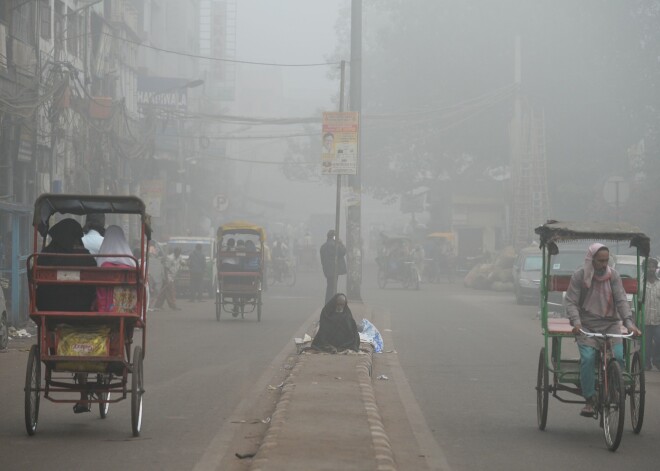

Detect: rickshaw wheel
603,359,625,451
412,267,420,290
630,352,645,434
536,347,549,430
257,293,262,322
24,344,41,436
131,346,144,437
98,374,111,418
215,291,222,322
377,268,387,289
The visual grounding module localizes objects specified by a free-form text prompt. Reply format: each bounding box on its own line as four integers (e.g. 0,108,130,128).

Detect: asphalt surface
2,264,660,470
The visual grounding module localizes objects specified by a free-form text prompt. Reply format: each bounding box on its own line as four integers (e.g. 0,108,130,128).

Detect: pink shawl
582,243,613,317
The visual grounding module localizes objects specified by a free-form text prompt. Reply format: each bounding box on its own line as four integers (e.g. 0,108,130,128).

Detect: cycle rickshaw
25,194,150,437
375,233,421,290
215,221,265,321
534,221,650,451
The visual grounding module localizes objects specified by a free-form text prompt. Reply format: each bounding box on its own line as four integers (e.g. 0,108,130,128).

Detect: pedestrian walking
155,247,182,311
188,243,207,302
319,230,347,304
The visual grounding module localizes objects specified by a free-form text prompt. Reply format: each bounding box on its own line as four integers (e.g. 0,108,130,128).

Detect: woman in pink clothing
96,225,137,312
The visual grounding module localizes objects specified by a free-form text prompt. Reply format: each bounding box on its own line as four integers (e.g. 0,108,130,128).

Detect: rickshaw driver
565,243,642,417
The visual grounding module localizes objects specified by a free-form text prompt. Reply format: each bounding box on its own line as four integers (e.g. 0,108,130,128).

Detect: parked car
166,236,217,298
512,246,542,304
0,285,8,349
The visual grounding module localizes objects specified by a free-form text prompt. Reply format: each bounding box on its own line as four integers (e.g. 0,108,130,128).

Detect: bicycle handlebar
579,328,634,339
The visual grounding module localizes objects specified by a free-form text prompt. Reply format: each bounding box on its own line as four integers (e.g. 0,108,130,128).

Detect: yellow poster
321,112,359,175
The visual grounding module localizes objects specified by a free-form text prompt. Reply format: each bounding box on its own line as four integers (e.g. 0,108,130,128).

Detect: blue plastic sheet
359,318,383,353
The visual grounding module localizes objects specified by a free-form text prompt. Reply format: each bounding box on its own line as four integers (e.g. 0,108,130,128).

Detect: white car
613,254,641,306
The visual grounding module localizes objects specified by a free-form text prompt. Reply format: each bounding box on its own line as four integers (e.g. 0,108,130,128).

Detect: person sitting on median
311,293,360,353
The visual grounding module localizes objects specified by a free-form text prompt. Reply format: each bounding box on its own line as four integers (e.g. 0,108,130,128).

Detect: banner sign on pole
321,111,359,175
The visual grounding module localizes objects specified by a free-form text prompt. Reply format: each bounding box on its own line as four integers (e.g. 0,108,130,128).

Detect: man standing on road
188,244,207,302
320,230,347,304
565,243,641,417
155,247,182,311
644,257,660,370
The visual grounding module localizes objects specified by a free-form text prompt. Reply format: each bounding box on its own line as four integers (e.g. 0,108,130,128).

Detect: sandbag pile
463,246,516,291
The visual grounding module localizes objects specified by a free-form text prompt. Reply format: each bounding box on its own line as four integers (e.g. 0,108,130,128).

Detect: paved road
2,263,660,470
361,267,660,470
0,269,327,471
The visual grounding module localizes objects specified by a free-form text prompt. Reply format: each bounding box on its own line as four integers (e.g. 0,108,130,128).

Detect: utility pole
346,0,362,300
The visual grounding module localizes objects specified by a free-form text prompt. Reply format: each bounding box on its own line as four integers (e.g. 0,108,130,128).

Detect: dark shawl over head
37,218,96,311
311,294,360,352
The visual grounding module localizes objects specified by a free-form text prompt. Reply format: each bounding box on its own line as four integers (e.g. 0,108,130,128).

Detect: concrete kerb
250,303,396,471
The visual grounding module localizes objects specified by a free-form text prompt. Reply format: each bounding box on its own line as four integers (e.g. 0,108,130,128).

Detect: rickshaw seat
621,277,638,294
547,317,630,335
548,275,571,292
547,318,573,334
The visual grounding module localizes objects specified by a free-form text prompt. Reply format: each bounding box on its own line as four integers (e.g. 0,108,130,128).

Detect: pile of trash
8,326,32,338
463,246,516,292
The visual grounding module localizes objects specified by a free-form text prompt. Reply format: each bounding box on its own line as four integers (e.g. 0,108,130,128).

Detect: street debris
8,327,31,338
377,375,389,380
235,452,256,459
267,382,284,390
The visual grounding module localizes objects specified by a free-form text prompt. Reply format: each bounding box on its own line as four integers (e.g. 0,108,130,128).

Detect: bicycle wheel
536,347,549,430
257,292,262,322
377,268,387,289
24,344,41,436
98,374,111,418
412,267,420,290
131,346,144,437
603,359,625,451
630,351,645,433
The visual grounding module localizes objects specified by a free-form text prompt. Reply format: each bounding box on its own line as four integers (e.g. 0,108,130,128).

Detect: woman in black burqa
311,293,360,352
36,218,97,312
36,218,97,413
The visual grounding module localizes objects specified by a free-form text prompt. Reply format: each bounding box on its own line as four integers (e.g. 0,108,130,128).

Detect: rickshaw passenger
565,243,642,418
220,238,239,271
36,218,96,312
95,225,137,313
242,240,261,272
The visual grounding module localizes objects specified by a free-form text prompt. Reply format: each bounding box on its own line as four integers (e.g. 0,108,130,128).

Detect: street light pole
347,0,363,300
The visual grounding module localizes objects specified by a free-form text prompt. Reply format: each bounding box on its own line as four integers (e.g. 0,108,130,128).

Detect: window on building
12,1,35,45
40,0,51,40
54,2,64,52
66,8,78,57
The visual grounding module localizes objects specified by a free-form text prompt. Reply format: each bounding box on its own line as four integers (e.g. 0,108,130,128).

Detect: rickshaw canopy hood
534,220,650,257
217,221,266,240
427,232,455,241
33,194,151,239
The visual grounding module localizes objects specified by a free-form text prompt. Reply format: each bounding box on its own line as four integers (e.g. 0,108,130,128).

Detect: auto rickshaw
215,221,265,321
